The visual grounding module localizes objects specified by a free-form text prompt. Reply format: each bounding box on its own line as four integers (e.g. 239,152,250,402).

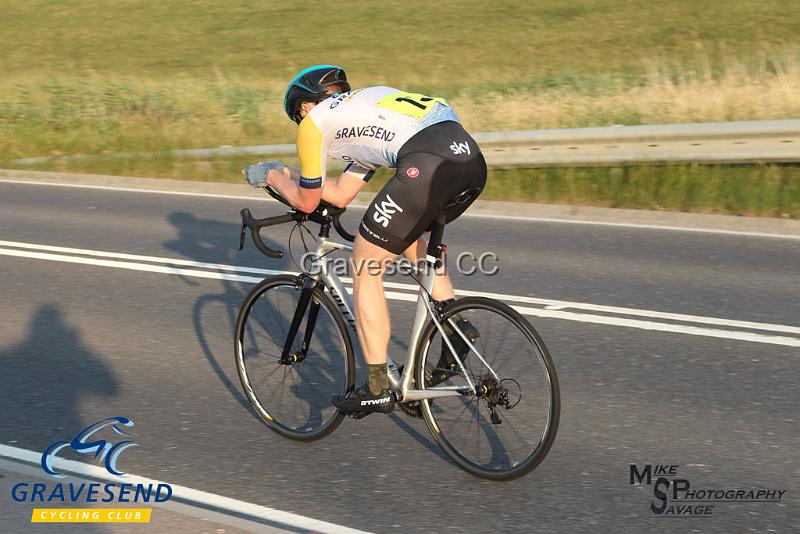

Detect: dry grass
2,0,797,216
453,52,800,130
3,0,800,160
2,52,800,162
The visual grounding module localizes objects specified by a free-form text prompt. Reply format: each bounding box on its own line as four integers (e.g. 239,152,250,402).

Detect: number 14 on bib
377,92,448,119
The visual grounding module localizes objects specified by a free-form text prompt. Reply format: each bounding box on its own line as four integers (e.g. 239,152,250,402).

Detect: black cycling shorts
359,121,487,254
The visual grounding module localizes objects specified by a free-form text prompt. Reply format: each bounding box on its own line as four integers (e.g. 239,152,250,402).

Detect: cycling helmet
283,65,350,123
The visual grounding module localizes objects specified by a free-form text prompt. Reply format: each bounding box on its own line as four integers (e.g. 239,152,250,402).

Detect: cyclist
243,65,486,415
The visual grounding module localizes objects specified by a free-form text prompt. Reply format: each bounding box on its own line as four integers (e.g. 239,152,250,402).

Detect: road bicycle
234,186,559,480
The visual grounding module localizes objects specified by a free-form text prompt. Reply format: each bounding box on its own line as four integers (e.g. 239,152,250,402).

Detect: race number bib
377,91,448,119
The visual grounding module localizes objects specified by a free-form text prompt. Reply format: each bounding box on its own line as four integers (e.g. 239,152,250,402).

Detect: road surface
1,180,798,532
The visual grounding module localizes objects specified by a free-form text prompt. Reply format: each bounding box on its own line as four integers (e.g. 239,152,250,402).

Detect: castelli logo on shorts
406,167,420,178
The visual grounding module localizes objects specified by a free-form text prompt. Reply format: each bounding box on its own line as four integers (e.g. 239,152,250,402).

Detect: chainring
398,400,423,418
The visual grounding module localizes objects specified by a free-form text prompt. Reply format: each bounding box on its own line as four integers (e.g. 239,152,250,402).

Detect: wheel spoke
419,298,559,479
236,278,353,441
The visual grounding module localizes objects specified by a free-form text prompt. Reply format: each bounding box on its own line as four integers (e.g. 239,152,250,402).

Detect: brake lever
239,217,247,251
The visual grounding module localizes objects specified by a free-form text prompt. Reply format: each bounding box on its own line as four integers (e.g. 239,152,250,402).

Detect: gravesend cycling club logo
42,416,137,477
629,463,786,517
9,416,173,524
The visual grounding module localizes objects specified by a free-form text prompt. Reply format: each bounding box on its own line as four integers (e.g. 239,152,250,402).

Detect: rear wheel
414,297,560,480
235,274,355,441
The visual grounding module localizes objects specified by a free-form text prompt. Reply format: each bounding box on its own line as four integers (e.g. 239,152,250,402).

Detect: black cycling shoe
428,315,480,387
332,382,395,415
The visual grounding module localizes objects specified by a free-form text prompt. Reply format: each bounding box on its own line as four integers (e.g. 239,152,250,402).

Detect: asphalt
0,179,798,533
3,168,800,236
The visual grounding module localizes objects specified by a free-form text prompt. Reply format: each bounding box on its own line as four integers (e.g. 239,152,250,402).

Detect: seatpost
426,213,447,263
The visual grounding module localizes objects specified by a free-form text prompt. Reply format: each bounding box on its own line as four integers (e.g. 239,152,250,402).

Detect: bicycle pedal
346,410,371,419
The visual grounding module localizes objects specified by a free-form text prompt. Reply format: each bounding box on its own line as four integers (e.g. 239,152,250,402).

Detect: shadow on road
164,212,258,416
0,304,118,534
164,210,448,462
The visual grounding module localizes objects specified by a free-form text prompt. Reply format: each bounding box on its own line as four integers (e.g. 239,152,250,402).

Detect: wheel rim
420,302,557,474
237,282,350,435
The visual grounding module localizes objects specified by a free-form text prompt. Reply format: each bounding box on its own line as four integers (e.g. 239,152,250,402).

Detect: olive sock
367,363,389,395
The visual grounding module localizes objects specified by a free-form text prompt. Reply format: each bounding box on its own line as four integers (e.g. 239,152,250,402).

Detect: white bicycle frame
308,235,502,402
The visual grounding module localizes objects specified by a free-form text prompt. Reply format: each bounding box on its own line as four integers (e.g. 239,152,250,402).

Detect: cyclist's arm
271,165,370,209
269,165,367,211
268,117,324,213
321,164,374,208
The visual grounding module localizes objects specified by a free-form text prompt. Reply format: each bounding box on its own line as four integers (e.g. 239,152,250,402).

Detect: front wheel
235,274,356,441
414,297,560,480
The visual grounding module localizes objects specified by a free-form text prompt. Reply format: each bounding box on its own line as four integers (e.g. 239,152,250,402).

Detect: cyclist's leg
409,152,487,382
356,129,487,367
331,233,397,413
334,122,486,412
400,148,487,302
351,235,395,366
401,238,454,302
354,156,441,356
335,155,443,411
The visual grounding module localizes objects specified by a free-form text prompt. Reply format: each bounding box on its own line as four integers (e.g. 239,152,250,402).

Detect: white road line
0,239,281,276
3,178,799,240
0,444,369,534
506,304,800,347
462,212,800,240
0,247,264,284
2,239,797,336
2,244,799,347
0,178,275,202
451,288,800,335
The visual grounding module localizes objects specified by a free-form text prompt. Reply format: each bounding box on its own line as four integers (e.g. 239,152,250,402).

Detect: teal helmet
283,65,350,123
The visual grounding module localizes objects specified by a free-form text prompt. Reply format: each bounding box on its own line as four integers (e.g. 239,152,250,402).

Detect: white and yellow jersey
295,86,460,188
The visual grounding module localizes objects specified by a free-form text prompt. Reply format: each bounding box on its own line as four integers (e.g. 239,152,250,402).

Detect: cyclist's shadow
164,211,348,426
0,305,121,533
164,212,270,417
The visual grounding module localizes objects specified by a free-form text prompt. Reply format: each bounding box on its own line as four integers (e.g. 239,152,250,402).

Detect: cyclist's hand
242,161,286,188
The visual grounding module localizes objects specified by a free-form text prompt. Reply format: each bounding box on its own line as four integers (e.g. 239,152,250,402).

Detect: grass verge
3,58,800,161
3,0,798,218
2,1,800,160
8,156,798,219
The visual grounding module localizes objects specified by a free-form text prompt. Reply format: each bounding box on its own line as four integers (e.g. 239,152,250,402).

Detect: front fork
280,276,321,365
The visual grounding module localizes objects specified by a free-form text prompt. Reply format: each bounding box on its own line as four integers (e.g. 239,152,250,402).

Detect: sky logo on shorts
450,141,471,156
372,194,403,228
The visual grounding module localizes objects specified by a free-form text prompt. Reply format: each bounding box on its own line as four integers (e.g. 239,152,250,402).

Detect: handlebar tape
240,208,295,258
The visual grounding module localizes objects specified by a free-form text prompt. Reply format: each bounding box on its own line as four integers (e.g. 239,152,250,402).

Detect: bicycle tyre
414,296,560,480
235,274,356,441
